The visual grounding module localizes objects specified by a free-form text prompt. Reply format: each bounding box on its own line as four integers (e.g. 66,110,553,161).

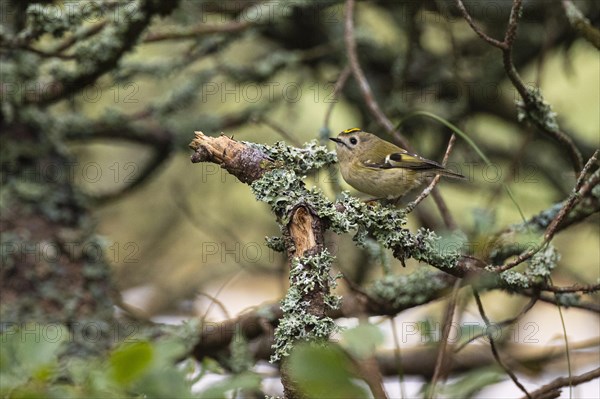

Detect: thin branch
525,367,600,399
525,291,600,313
454,296,538,354
390,317,407,399
323,65,352,130
500,0,529,100
561,0,600,50
0,45,76,59
52,20,108,54
427,279,462,399
406,134,457,214
431,189,457,230
575,150,600,191
454,0,506,49
144,20,251,42
473,289,532,399
252,115,303,147
343,0,409,149
496,153,599,272
540,283,600,294
456,0,583,174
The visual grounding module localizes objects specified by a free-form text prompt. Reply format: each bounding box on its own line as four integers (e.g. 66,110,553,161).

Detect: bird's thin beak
329,137,342,144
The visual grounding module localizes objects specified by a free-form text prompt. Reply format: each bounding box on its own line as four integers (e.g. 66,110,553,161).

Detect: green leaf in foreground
288,343,370,398
109,341,153,386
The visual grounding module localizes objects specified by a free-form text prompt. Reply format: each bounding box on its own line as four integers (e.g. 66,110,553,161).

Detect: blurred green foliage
0,324,260,399
288,342,369,398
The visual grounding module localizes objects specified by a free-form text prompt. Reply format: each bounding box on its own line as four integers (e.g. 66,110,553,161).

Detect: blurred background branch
1,0,598,397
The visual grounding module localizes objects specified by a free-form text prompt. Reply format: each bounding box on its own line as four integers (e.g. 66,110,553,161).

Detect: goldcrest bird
330,128,464,199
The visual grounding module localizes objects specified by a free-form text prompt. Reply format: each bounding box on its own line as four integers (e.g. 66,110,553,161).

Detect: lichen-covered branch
562,0,600,50
189,131,272,183
189,132,598,297
456,0,583,173
189,131,338,398
188,132,598,396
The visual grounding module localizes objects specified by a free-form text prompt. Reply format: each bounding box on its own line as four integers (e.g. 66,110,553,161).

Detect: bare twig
473,289,532,399
456,0,583,174
323,65,352,130
526,291,600,313
406,134,457,214
455,297,538,353
540,283,600,294
427,279,462,398
454,0,506,49
390,317,407,399
561,0,600,50
496,152,599,272
343,0,409,149
524,367,600,399
253,115,303,147
431,189,458,230
144,20,251,42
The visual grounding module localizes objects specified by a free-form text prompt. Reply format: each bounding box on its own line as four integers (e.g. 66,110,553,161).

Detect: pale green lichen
250,168,338,225
270,250,340,362
265,235,286,253
362,238,391,274
516,87,559,133
495,244,560,289
555,292,581,307
498,270,531,288
246,140,337,175
369,268,451,308
526,244,559,280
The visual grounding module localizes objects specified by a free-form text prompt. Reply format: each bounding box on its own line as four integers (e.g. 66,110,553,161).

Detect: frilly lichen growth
246,140,336,175
330,193,461,270
527,244,560,280
265,235,286,252
555,292,581,308
369,268,451,308
251,168,327,224
498,269,531,288
496,244,560,289
517,87,559,133
270,250,340,362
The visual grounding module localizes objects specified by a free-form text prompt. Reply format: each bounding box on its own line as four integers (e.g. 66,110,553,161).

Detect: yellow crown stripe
341,127,362,134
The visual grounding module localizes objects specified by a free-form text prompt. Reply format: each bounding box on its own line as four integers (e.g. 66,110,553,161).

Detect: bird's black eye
349,137,358,145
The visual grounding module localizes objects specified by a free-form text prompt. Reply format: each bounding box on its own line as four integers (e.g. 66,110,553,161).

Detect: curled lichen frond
526,244,560,280
369,268,451,308
246,140,337,175
498,270,532,288
495,244,560,289
329,193,461,270
555,292,581,307
265,235,286,252
516,87,559,133
289,250,338,295
270,250,340,362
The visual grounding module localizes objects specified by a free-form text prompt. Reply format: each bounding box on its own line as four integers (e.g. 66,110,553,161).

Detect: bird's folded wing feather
363,152,443,170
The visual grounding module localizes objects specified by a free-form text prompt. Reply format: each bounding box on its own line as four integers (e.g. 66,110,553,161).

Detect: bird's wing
363,151,443,170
